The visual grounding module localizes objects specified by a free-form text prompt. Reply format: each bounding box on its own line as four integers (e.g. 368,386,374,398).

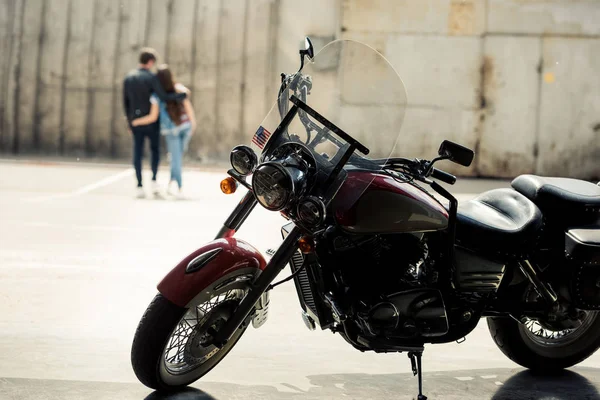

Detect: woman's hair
156,65,185,125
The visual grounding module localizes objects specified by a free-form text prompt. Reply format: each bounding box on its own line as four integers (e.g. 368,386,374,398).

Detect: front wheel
131,271,253,391
487,311,600,372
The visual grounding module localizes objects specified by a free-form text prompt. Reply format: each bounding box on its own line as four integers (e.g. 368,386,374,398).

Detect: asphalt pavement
0,158,598,400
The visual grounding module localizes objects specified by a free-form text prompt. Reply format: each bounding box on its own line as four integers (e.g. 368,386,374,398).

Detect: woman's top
150,83,191,136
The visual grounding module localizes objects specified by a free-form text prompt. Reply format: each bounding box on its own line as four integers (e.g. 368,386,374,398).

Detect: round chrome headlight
230,145,257,176
252,163,294,211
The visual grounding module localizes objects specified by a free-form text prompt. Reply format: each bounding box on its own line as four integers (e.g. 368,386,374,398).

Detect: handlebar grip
431,168,456,185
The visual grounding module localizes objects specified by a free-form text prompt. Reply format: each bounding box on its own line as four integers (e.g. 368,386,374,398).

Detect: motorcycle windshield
251,39,407,206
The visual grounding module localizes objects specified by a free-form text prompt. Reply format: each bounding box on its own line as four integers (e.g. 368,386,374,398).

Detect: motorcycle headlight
252,163,294,211
230,145,257,176
297,196,326,227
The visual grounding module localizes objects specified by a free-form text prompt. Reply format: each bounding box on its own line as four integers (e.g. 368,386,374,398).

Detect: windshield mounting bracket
289,95,370,156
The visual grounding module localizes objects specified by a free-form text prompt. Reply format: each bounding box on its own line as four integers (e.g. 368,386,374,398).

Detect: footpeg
324,293,347,322
408,351,427,400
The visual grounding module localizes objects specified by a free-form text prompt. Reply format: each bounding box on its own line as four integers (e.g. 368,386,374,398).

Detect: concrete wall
0,0,281,163
0,0,598,178
341,0,600,178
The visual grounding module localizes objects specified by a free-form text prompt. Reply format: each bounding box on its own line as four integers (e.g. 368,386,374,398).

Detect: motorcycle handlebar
430,168,456,185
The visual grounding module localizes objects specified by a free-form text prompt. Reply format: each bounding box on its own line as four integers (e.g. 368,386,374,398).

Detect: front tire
487,312,600,372
132,271,254,391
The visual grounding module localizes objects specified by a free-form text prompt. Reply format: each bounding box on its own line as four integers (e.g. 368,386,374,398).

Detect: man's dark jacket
122,68,185,123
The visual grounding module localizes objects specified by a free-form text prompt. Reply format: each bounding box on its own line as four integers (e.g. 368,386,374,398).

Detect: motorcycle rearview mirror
304,37,314,59
298,36,314,71
438,140,474,167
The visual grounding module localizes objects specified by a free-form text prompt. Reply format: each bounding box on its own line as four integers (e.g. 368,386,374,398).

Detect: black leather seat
512,175,600,219
456,188,543,254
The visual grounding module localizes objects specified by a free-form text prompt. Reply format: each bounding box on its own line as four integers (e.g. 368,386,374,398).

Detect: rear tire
487,312,600,372
131,270,255,391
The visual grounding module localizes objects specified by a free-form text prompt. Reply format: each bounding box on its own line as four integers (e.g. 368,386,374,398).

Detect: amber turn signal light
298,236,315,254
220,177,238,194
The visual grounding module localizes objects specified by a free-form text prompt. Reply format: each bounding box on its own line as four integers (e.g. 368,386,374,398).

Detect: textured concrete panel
15,0,44,152
478,36,541,177
37,0,69,154
488,0,600,36
166,0,196,86
146,0,169,61
213,0,246,157
0,0,18,152
242,0,272,143
87,0,120,155
342,0,485,36
395,106,479,176
537,37,600,179
385,35,482,109
63,0,94,155
190,0,220,161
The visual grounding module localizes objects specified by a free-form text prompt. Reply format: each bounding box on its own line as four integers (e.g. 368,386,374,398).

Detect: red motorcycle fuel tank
333,172,449,234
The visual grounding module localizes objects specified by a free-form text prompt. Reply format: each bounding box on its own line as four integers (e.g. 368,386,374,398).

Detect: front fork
213,189,302,347
215,190,258,239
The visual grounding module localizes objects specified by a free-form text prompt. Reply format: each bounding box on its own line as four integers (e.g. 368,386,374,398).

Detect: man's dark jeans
132,123,160,187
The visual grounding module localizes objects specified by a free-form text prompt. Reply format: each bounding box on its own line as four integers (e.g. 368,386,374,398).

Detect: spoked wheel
132,271,255,391
161,289,244,379
521,312,597,346
488,311,600,372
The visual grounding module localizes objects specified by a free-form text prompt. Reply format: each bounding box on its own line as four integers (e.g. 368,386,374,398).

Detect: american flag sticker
252,126,272,149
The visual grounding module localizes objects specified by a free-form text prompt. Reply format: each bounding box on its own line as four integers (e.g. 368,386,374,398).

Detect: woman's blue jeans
165,128,191,189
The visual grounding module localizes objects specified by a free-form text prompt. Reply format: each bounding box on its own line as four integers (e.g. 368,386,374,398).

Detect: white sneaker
151,180,160,195
175,188,185,200
136,187,146,198
167,181,176,196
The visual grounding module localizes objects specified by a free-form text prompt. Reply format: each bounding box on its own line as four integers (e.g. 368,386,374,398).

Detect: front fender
157,238,266,307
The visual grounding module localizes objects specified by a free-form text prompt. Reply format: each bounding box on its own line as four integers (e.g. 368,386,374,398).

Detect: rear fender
157,238,266,308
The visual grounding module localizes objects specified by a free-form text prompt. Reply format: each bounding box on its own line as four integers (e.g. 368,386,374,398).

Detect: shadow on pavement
144,368,600,400
1,368,598,399
144,387,216,400
491,369,599,400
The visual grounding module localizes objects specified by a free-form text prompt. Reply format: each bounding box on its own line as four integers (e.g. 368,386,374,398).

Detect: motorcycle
131,38,600,399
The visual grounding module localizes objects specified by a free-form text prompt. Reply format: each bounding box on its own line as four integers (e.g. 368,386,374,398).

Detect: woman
131,65,196,198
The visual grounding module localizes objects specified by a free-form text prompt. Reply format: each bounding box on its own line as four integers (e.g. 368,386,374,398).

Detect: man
123,48,186,198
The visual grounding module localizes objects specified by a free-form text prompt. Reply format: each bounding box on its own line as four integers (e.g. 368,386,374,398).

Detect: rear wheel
131,271,254,391
487,311,600,372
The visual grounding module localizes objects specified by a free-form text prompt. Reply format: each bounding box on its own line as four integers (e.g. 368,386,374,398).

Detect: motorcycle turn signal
220,177,238,194
298,236,315,254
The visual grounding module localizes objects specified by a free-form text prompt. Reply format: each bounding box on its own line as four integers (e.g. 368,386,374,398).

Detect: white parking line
23,221,137,232
0,262,97,269
24,168,134,203
71,168,134,195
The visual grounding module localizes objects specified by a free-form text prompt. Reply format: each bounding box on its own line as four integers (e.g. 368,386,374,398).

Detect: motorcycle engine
324,233,449,339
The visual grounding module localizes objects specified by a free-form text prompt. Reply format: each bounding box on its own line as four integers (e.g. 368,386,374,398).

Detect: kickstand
408,351,427,400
